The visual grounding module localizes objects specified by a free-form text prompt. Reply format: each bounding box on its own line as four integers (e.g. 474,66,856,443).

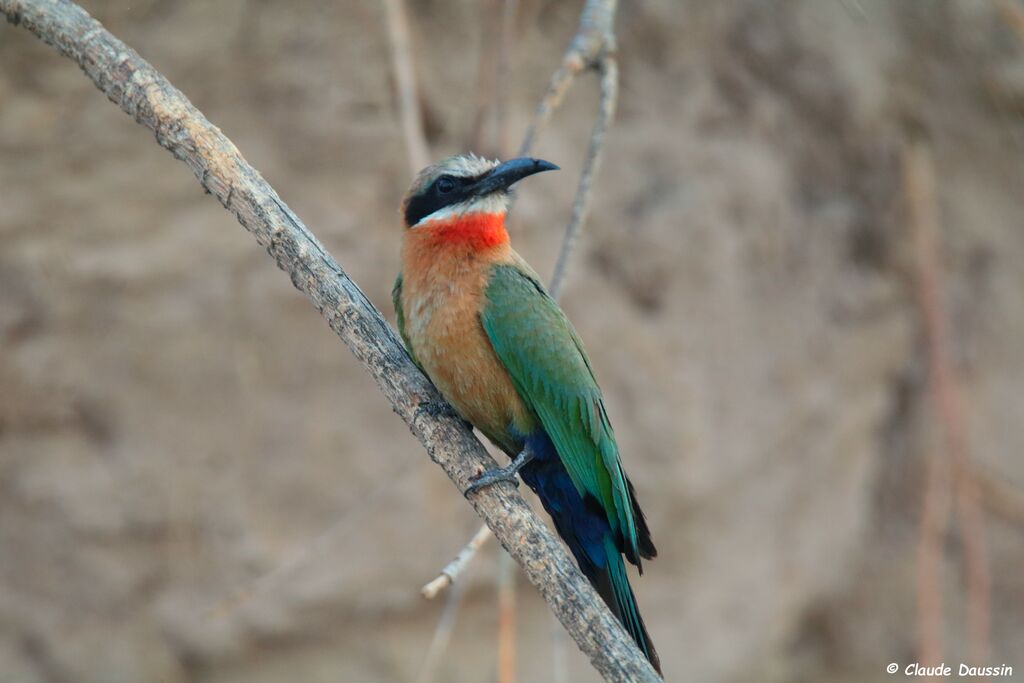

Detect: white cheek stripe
413,193,510,227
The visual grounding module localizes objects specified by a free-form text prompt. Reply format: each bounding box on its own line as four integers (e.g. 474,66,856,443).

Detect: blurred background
2,1,1023,681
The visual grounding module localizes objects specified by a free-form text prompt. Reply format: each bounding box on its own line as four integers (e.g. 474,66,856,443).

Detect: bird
393,153,659,674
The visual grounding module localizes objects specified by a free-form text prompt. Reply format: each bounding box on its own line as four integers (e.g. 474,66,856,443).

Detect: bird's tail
593,535,662,676
518,436,660,675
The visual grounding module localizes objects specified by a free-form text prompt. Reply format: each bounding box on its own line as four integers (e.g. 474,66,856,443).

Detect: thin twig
517,0,617,158
905,140,951,669
549,55,617,298
383,0,430,174
956,469,991,663
415,577,470,683
497,551,517,683
421,524,494,599
904,139,992,666
422,0,620,599
1,2,658,680
914,427,951,668
422,526,494,599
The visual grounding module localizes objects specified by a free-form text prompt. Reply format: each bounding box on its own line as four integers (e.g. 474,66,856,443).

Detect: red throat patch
420,212,509,251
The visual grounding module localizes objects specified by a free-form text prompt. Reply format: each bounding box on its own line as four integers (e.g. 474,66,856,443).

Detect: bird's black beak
470,157,559,197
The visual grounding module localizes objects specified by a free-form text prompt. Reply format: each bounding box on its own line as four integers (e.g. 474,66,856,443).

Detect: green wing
392,272,423,372
481,263,640,561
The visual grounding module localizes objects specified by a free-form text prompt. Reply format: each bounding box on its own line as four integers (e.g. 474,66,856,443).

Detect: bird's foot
464,445,535,497
464,465,521,496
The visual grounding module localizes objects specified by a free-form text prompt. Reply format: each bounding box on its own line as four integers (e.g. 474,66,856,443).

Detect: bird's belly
409,297,532,450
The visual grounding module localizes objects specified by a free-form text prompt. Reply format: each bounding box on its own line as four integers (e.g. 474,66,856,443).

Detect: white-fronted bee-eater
394,154,660,674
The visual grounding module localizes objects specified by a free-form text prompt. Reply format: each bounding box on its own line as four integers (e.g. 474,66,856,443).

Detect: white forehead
441,153,500,177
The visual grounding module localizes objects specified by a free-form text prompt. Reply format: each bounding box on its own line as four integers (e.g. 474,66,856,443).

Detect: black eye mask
403,158,558,227
403,174,482,227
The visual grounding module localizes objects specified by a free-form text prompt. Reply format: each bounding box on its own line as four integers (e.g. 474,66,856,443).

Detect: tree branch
0,0,657,680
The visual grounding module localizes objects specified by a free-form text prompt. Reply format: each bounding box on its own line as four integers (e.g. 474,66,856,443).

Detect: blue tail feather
518,431,661,675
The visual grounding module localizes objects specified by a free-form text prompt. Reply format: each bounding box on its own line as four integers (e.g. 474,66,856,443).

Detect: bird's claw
464,465,521,497
463,445,534,498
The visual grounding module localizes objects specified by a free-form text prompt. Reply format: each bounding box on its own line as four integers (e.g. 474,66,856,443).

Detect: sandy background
1,1,1023,681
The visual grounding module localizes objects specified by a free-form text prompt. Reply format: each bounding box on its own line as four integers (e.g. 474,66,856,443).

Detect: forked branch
517,0,617,158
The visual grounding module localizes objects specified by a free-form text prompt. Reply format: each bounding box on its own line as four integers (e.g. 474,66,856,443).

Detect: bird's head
401,154,558,229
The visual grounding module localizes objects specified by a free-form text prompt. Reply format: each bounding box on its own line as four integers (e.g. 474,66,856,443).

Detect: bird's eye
435,176,456,194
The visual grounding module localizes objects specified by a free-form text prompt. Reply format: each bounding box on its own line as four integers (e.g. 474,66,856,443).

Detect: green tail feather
597,536,662,675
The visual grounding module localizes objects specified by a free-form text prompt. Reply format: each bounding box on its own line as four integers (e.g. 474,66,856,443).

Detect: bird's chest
402,262,530,447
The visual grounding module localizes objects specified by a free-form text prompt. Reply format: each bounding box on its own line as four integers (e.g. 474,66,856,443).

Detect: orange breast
400,219,534,451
